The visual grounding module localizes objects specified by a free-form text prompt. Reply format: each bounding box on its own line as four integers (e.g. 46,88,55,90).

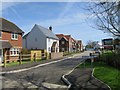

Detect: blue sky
2,2,112,45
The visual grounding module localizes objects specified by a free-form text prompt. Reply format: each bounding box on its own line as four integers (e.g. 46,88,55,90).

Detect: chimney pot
49,26,52,31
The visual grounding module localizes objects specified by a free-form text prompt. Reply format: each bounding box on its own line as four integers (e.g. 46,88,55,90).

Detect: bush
99,50,120,70
21,49,31,54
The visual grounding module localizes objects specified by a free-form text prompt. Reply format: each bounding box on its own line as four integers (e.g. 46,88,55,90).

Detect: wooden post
34,53,36,62
4,54,6,68
91,58,94,68
19,52,22,65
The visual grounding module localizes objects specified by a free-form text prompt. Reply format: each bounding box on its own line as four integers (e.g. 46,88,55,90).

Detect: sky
1,1,113,45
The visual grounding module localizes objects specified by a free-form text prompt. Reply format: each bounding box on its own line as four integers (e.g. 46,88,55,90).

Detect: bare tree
88,1,120,37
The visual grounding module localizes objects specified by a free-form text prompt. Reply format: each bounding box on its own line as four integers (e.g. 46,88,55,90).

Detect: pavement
0,51,109,90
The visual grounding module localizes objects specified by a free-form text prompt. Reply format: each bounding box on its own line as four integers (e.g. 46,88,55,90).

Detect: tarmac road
2,51,91,89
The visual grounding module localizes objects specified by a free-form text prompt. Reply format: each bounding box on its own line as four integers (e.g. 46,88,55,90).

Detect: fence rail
4,54,33,68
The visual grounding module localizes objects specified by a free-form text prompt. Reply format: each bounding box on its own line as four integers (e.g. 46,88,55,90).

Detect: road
2,51,91,89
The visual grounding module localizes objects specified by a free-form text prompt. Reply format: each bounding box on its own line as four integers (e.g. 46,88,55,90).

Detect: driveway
2,51,91,89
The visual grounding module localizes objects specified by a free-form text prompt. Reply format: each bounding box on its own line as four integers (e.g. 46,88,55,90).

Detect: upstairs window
11,33,18,40
0,31,2,38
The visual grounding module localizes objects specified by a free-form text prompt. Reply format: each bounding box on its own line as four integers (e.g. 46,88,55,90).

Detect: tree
88,1,120,37
85,40,99,49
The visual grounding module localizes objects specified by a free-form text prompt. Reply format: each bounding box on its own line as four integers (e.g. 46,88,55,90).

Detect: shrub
99,50,120,70
21,48,31,54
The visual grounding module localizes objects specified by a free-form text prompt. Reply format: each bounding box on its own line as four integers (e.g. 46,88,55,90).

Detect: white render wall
23,25,46,50
46,38,59,53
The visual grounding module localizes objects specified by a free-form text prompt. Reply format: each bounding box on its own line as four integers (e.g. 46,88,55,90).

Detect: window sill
10,55,19,56
11,38,18,40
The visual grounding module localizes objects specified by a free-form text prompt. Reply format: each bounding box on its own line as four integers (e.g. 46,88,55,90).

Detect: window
11,33,18,40
61,41,65,44
62,48,65,52
0,32,1,37
10,48,19,56
48,47,51,51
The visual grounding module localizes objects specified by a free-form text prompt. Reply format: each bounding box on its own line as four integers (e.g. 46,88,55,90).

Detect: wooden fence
3,52,46,68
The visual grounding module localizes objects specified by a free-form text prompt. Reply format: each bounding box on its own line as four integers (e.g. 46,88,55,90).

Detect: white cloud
39,12,92,27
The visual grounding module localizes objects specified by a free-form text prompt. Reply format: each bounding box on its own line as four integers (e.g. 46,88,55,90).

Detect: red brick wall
2,31,22,47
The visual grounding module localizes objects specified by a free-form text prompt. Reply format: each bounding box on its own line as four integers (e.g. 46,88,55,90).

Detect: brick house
102,38,114,50
76,40,83,51
0,18,24,62
56,34,69,52
56,34,78,52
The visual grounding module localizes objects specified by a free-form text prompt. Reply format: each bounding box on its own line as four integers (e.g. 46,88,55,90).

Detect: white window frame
0,31,2,38
10,48,19,56
11,33,18,40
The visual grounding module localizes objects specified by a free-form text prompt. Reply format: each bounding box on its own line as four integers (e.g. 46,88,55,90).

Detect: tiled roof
36,24,58,40
56,34,68,41
0,18,24,34
0,41,12,49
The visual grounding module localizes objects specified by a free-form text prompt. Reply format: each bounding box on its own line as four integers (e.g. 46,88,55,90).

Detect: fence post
4,54,6,68
34,53,36,62
91,58,94,68
19,52,22,65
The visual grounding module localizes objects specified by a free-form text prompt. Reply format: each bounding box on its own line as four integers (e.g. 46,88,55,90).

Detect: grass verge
6,59,44,67
79,61,120,90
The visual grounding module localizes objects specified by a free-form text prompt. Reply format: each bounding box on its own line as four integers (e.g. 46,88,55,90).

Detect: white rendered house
23,24,59,53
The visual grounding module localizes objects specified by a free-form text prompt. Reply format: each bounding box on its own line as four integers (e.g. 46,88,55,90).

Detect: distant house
56,34,83,52
0,18,24,62
23,24,59,53
56,34,69,52
114,38,120,50
76,40,83,51
71,38,77,52
102,38,114,50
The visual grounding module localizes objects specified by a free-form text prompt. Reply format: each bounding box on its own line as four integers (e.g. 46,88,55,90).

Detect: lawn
6,59,44,67
79,61,120,90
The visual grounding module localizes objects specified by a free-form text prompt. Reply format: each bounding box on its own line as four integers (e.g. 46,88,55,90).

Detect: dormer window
0,31,2,38
11,33,18,40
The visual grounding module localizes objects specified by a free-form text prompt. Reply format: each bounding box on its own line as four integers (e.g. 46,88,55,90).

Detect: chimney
49,26,52,31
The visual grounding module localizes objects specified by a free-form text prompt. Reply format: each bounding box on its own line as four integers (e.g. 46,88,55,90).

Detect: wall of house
46,38,59,53
23,25,46,50
2,32,22,48
59,38,69,52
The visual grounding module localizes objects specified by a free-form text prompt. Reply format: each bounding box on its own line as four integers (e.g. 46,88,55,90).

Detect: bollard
91,58,94,68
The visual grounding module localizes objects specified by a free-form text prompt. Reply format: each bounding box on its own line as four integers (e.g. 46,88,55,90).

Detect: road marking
42,82,67,89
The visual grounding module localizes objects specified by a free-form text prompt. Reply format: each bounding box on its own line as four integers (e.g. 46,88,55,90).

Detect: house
102,38,114,50
71,38,77,52
114,38,120,50
76,40,83,51
23,24,59,53
0,18,24,62
56,34,69,52
56,34,83,52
